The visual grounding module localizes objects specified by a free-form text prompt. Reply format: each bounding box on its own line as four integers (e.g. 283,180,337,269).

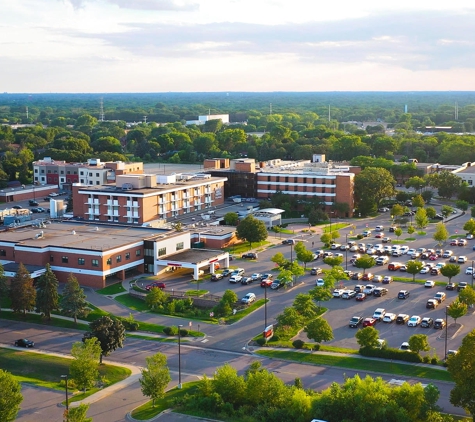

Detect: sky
2,0,475,93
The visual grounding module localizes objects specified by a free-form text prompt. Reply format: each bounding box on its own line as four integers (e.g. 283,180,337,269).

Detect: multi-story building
72,173,227,225
33,157,143,190
205,155,357,217
0,221,229,288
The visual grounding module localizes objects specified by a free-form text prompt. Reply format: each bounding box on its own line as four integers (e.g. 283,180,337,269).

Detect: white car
241,293,256,304
373,308,386,320
363,284,376,295
442,250,453,258
251,273,262,280
458,256,468,263
466,267,474,275
467,234,474,240
420,267,430,274
330,243,341,250
332,289,346,298
407,315,422,327
382,313,396,323
375,225,384,232
400,342,411,351
315,278,325,287
229,275,242,283
407,248,416,256
424,280,435,288
400,246,409,254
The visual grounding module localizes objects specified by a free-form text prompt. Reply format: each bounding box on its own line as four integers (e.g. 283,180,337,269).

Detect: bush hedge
360,346,422,363
292,339,305,349
162,326,189,337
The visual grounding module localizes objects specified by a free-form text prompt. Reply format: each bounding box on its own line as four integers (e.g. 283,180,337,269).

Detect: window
50,255,54,262
0,249,5,256
158,247,166,256
469,180,473,186
176,242,184,251
125,252,130,260
92,259,99,267
136,249,141,256
116,255,122,263
78,258,85,265
107,258,111,265
62,256,69,263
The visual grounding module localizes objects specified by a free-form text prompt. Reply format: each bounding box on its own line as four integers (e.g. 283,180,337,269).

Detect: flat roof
457,166,475,174
161,248,225,264
0,222,173,252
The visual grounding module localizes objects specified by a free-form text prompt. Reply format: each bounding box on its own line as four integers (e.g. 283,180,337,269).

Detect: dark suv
242,253,258,260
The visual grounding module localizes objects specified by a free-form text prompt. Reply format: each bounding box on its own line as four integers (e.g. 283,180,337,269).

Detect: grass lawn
185,290,208,296
126,334,185,343
405,237,416,241
225,299,267,324
0,310,89,330
114,294,150,311
322,223,349,233
449,235,465,239
256,350,453,382
132,381,200,420
0,348,131,393
417,231,427,236
224,241,270,255
96,283,127,295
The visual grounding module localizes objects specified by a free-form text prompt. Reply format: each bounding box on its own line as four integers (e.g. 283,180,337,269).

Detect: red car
375,233,384,238
429,255,438,261
146,282,166,291
363,317,377,327
260,278,273,288
355,293,367,301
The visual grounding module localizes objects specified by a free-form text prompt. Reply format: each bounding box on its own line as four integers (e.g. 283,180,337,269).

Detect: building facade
72,173,227,225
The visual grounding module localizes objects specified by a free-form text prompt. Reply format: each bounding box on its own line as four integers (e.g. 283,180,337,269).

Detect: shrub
357,234,364,240
422,355,430,363
360,346,422,363
431,357,438,365
163,325,179,336
116,314,139,331
292,339,305,349
255,337,267,346
179,328,189,337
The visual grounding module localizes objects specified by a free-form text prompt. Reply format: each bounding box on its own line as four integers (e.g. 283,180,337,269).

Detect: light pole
345,233,348,270
61,374,69,421
445,306,449,360
264,284,268,331
290,243,294,263
178,324,183,389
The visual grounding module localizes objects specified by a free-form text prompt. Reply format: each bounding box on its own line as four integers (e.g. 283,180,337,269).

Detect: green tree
294,241,314,269
308,286,333,309
449,329,475,418
471,206,475,218
463,218,475,235
223,212,239,226
145,287,169,310
323,256,344,267
408,334,430,355
245,368,288,409
354,167,395,215
236,215,268,247
276,307,302,329
35,263,59,320
447,300,467,324
355,326,380,349
304,317,333,344
458,286,475,307
407,225,415,235
9,263,36,315
456,200,469,211
0,369,23,422
140,353,172,406
69,338,101,392
320,232,332,247
433,222,449,246
394,227,403,239
60,273,90,325
353,255,376,274
292,293,318,320
440,264,461,283
212,363,246,407
414,207,429,229
0,264,8,311
426,206,437,219
391,203,404,218
66,403,93,422
441,205,454,219
271,252,288,268
406,260,424,282
421,190,433,204
412,194,425,208
86,316,126,364
433,171,462,199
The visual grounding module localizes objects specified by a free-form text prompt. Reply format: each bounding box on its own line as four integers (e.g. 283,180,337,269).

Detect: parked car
382,276,393,284
146,282,166,290
372,308,386,321
388,262,402,271
311,267,323,275
382,237,392,243
240,277,253,285
373,275,383,283
421,317,434,328
352,272,363,280
29,200,39,206
250,273,262,281
211,273,224,281
424,280,435,288
260,273,273,281
466,267,474,275
231,268,245,276
449,255,458,262
407,315,422,327
342,290,357,300
430,268,440,275
396,314,410,324
399,342,411,351
222,269,232,277
398,290,410,299
229,275,243,283
332,289,346,298
458,256,468,263
315,278,325,287
458,239,468,247
260,278,273,288
271,279,284,290
457,282,468,292
382,313,396,323
349,316,363,328
363,284,376,295
242,252,258,259
426,299,439,309
442,250,453,258
446,282,456,291
363,317,377,327
362,273,374,281
373,287,388,297
434,292,446,303
434,318,446,329
14,338,34,348
355,292,367,301
12,205,23,209
241,293,256,304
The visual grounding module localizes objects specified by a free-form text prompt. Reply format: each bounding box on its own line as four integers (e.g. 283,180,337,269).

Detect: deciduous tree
223,212,239,226
35,263,59,320
394,227,403,239
458,286,475,307
10,263,36,315
355,326,379,349
433,222,449,246
0,369,23,422
294,241,314,269
292,293,319,320
441,205,454,219
426,206,437,219
408,334,430,355
145,287,169,310
440,264,461,283
406,260,424,282
353,255,376,274
308,286,333,309
447,300,467,324
85,316,126,364
463,218,475,235
276,307,302,329
304,317,333,344
236,215,268,247
140,353,172,407
414,208,429,229
70,338,101,392
66,403,93,422
323,256,343,267
354,167,396,215
60,273,90,325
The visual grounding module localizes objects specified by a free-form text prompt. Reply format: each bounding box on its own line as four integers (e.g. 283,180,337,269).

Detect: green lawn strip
0,348,130,393
449,235,465,239
114,294,150,311
185,290,209,295
319,345,358,354
96,283,127,295
131,381,200,420
0,310,89,330
224,240,270,255
256,350,453,382
84,303,111,321
417,231,427,236
126,334,183,343
322,223,349,233
405,237,416,241
392,277,446,287
225,299,267,324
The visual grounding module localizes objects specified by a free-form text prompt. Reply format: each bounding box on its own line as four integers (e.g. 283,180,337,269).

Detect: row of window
259,185,336,193
54,249,141,265
36,169,79,175
262,176,335,183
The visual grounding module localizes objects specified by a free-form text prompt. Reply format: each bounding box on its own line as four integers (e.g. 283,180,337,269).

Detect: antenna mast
99,97,105,122
455,102,458,120
269,103,272,115
26,106,29,120
143,116,147,124
328,105,331,121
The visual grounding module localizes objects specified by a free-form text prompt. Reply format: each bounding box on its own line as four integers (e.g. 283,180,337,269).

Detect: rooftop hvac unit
122,183,133,191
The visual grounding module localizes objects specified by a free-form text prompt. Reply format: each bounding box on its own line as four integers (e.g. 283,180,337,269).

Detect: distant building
185,114,229,126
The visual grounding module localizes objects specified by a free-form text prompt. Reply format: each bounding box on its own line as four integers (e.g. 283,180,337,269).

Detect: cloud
64,0,198,11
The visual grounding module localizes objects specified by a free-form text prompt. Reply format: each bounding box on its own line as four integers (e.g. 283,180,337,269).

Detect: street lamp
61,374,69,421
178,324,183,389
329,211,334,233
345,233,348,271
290,243,294,263
264,284,268,331
445,306,449,360
472,260,474,288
